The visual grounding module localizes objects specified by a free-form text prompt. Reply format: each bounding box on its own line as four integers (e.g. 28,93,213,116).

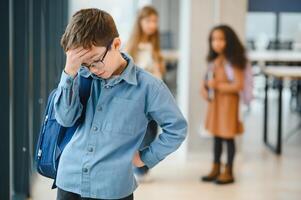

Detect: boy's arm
139,81,188,168
53,70,83,127
54,47,94,127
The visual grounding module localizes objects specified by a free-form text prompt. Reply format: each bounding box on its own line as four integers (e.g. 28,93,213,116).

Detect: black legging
213,136,236,166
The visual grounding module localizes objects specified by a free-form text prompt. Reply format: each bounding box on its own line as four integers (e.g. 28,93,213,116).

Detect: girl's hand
206,80,217,89
132,152,145,167
200,86,209,100
200,81,209,100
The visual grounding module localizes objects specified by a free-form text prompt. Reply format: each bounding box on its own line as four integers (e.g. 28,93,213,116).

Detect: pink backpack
207,61,254,105
224,61,254,105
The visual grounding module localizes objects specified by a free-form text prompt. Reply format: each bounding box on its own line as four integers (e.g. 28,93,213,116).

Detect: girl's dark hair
207,25,247,69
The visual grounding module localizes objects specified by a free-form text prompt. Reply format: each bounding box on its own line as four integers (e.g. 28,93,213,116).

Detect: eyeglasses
83,41,112,70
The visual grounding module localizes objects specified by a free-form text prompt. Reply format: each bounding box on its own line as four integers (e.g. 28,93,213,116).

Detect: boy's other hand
64,47,94,77
132,152,145,167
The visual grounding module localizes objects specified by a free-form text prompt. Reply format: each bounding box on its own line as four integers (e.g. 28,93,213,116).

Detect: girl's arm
200,80,209,100
152,60,165,79
216,67,244,93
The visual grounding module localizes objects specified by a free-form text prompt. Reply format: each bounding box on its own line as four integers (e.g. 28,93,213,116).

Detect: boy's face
82,38,123,79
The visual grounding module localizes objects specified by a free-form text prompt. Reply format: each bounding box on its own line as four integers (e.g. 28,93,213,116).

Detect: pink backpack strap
208,62,214,72
224,61,254,105
242,62,254,105
225,62,234,81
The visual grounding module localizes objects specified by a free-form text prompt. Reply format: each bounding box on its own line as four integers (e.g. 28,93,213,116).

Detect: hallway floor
30,94,301,200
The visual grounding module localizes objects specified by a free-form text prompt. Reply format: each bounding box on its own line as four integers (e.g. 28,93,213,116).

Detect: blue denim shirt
54,53,187,199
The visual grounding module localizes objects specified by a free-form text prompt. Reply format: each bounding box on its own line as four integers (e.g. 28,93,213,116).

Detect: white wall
153,0,180,48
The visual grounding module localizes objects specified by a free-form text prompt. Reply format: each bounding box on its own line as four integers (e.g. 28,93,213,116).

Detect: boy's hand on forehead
81,47,105,66
64,47,94,77
82,50,100,65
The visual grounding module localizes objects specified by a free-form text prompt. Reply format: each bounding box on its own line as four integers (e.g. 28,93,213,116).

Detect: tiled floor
30,93,301,200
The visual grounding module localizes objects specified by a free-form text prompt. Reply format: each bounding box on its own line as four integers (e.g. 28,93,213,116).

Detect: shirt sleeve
53,70,83,127
140,81,188,168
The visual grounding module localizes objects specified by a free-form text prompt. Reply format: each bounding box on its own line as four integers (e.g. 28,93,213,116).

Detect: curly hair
207,25,247,69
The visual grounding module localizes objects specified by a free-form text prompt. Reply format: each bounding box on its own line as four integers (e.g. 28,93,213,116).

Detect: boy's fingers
74,47,84,54
66,47,83,56
77,49,90,57
81,51,97,63
89,53,100,61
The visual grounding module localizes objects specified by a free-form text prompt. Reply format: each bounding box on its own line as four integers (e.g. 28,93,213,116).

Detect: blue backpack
35,75,92,188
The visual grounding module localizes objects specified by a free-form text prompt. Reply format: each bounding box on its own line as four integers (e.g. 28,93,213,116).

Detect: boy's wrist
64,66,78,77
133,151,145,167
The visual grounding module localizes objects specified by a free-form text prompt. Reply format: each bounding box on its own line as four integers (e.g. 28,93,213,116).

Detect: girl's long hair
126,6,163,64
207,25,247,69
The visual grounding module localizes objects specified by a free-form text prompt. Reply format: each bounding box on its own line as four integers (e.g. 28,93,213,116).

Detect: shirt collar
118,52,137,86
78,52,137,86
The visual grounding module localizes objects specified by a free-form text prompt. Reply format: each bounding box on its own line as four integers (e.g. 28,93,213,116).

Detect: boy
54,8,187,200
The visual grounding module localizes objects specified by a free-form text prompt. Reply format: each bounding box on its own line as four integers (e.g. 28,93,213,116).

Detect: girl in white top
125,6,165,182
126,6,165,79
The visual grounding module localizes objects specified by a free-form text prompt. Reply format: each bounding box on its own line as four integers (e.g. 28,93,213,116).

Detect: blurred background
0,0,301,199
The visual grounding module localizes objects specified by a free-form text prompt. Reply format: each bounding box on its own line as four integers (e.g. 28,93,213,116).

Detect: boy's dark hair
207,24,247,69
61,8,119,51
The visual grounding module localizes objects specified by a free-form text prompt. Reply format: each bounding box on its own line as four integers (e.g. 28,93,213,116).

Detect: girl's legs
213,136,223,164
216,138,236,184
225,138,236,167
201,136,223,182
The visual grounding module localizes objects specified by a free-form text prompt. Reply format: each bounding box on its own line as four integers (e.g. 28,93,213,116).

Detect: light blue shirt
54,53,187,199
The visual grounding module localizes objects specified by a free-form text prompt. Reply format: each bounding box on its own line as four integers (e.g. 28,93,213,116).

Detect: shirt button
66,79,72,85
88,147,94,152
92,126,98,131
97,106,102,111
105,85,110,89
83,168,88,173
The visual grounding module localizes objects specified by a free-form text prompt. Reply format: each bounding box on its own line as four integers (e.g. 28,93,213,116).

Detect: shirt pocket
103,97,144,136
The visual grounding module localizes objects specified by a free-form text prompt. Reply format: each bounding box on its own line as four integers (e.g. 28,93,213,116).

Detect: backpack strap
46,89,58,120
78,75,93,122
225,62,235,82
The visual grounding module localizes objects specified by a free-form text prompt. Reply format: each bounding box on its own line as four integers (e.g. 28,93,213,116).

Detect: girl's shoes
201,163,235,185
215,164,235,185
201,163,221,182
